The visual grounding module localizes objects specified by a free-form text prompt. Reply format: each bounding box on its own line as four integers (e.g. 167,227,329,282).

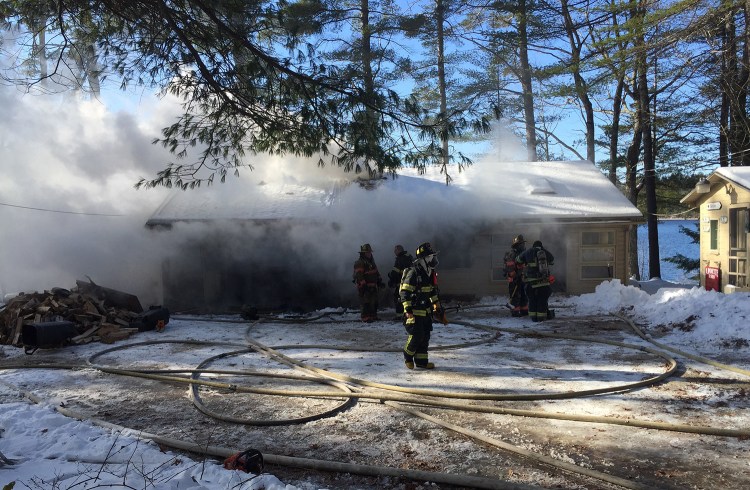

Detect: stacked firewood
0,280,144,347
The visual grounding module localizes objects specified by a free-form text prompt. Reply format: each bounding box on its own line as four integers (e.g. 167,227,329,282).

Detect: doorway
727,206,749,287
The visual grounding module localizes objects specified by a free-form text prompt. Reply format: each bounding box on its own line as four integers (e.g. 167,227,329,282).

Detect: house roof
680,167,750,205
399,160,643,222
145,179,343,226
146,159,642,227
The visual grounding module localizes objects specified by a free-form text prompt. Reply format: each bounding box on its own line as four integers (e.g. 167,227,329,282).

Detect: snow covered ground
1,279,749,489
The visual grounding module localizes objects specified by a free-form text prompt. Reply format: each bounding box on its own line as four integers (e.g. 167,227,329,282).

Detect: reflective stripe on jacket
353,255,382,288
399,265,439,315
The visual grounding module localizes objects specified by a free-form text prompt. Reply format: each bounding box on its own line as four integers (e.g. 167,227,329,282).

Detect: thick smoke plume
1,84,530,312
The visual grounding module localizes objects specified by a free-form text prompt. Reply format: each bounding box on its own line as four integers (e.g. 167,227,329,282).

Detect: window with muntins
728,207,748,287
710,220,718,250
580,231,615,280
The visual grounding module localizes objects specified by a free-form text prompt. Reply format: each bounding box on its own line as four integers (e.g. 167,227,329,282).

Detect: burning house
145,159,643,313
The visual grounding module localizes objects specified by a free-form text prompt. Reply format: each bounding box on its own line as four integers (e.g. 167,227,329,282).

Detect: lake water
637,219,699,284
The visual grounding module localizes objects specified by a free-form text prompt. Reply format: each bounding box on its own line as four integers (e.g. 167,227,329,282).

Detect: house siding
437,222,634,300
147,161,645,312
697,184,750,292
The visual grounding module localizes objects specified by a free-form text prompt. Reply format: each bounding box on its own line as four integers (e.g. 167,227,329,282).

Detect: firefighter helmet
360,243,373,253
415,242,436,258
532,240,543,248
416,242,439,272
512,234,525,246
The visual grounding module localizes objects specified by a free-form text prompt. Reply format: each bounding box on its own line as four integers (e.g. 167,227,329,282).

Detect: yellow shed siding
697,184,750,291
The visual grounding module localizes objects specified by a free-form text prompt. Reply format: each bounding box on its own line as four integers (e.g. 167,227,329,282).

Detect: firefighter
516,240,555,322
388,245,414,318
399,242,446,369
353,243,385,322
504,234,529,317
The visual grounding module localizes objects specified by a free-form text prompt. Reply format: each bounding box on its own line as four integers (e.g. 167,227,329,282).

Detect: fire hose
2,309,749,489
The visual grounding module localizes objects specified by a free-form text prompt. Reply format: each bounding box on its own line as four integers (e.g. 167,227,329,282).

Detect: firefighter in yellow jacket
353,243,384,322
399,242,445,369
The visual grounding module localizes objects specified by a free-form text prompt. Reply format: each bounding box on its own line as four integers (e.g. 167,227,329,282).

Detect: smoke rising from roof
1,82,556,311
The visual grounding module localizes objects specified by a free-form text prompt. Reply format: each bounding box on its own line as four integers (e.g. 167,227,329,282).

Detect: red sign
705,266,720,292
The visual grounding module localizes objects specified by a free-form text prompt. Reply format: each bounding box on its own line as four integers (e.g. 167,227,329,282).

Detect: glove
433,304,448,325
404,311,415,325
549,274,555,284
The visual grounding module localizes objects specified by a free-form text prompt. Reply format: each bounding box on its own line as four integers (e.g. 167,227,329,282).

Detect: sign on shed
705,266,721,292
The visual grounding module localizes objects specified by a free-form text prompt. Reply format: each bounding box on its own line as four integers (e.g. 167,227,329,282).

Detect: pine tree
0,0,446,187
664,223,700,279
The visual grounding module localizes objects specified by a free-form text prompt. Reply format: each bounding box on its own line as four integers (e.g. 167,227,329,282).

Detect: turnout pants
508,278,528,316
525,283,551,322
359,287,379,321
403,316,433,367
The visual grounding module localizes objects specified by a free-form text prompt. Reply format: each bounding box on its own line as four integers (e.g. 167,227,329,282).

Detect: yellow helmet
415,242,437,258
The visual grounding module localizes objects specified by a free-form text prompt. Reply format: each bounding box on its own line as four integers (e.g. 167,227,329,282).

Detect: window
710,220,718,250
729,208,748,252
580,231,615,280
728,258,747,287
728,207,748,287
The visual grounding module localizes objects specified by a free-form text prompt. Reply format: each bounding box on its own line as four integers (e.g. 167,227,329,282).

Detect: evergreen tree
664,223,700,279
461,0,559,161
401,0,484,183
0,0,448,187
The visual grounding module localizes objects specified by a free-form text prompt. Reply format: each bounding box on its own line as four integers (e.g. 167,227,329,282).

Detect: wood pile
0,279,145,348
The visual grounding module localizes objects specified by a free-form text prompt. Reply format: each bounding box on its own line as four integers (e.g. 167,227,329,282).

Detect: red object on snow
705,266,720,292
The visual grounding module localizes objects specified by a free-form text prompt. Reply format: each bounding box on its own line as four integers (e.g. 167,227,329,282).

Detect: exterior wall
697,183,750,292
159,220,636,312
438,222,633,299
562,223,631,295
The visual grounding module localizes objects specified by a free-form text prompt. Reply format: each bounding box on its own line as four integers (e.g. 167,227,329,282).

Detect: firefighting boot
405,361,415,370
511,307,521,317
416,362,435,369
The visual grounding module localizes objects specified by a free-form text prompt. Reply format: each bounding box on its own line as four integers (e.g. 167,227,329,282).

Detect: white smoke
0,81,534,310
0,86,177,305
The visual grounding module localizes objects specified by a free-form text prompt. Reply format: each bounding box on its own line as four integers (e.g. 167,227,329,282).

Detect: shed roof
146,159,642,227
680,167,750,205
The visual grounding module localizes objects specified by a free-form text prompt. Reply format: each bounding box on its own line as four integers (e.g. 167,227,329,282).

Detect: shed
681,167,750,293
146,159,643,312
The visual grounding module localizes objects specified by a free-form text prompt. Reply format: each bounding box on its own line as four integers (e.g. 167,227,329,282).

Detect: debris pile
0,279,148,348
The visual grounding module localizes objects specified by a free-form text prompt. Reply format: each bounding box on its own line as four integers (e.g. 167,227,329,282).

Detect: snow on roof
681,166,750,204
715,166,750,190
523,177,556,195
146,159,642,226
397,160,642,221
146,177,344,225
